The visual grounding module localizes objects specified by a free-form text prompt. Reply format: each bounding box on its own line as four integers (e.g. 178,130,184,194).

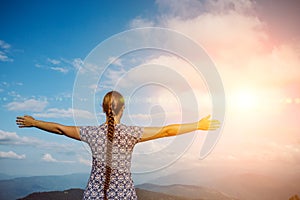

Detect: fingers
208,119,221,130
16,115,31,119
16,117,24,124
16,120,24,127
209,120,220,125
16,116,26,128
208,125,220,130
16,116,25,120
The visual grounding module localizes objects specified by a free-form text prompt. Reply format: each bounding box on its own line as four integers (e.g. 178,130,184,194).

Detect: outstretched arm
140,115,220,142
16,115,81,141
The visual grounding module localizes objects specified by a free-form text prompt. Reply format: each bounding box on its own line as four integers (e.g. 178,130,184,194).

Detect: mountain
0,172,234,200
19,188,192,200
3,171,297,200
0,173,17,180
0,173,89,200
149,170,300,200
16,187,300,200
18,188,84,200
137,183,237,200
136,188,192,200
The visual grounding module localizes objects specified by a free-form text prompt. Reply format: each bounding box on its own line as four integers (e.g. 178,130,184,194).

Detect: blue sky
0,0,159,176
1,0,300,189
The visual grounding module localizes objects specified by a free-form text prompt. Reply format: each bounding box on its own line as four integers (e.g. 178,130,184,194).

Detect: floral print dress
80,124,143,200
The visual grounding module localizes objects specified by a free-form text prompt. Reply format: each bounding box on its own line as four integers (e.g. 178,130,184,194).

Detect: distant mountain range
18,186,235,200
18,189,84,200
0,172,299,200
12,187,300,200
0,173,18,180
0,173,88,200
137,183,237,200
0,173,235,200
149,169,300,200
18,188,190,200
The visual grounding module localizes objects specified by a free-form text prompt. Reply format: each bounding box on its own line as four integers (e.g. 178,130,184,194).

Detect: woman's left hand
198,115,221,131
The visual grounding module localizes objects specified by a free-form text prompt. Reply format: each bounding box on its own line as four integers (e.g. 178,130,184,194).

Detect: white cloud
42,153,74,163
108,56,123,67
50,67,69,73
42,153,58,162
5,99,48,112
35,57,83,73
0,40,11,49
0,130,44,146
0,51,13,62
0,129,76,154
100,66,127,88
33,108,94,119
78,157,91,166
0,151,26,159
8,91,21,98
15,82,23,86
155,0,254,18
47,58,61,65
0,82,23,95
0,40,13,62
72,58,84,70
35,63,43,68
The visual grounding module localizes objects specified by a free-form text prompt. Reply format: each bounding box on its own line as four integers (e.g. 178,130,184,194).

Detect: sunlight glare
231,88,259,111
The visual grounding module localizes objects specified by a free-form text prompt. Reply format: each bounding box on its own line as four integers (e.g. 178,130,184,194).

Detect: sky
0,0,300,186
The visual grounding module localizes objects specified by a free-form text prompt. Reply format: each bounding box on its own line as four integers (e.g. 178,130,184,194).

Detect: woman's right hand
16,115,36,128
16,115,81,140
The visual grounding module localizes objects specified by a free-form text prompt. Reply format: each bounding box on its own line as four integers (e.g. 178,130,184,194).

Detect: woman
16,91,220,200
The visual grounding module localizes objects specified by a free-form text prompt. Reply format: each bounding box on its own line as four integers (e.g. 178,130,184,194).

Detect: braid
104,108,115,200
101,91,124,199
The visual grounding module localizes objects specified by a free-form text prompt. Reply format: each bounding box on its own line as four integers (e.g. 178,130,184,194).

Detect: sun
230,88,260,111
236,90,258,109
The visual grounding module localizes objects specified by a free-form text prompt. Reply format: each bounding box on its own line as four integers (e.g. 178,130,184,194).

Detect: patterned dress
80,124,143,200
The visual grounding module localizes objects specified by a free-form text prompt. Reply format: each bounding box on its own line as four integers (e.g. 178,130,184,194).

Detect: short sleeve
80,126,93,143
129,126,144,144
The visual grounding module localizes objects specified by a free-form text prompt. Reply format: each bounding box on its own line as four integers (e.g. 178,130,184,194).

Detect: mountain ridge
137,183,237,200
18,188,195,200
148,169,300,200
0,173,89,200
1,171,298,200
0,173,236,200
